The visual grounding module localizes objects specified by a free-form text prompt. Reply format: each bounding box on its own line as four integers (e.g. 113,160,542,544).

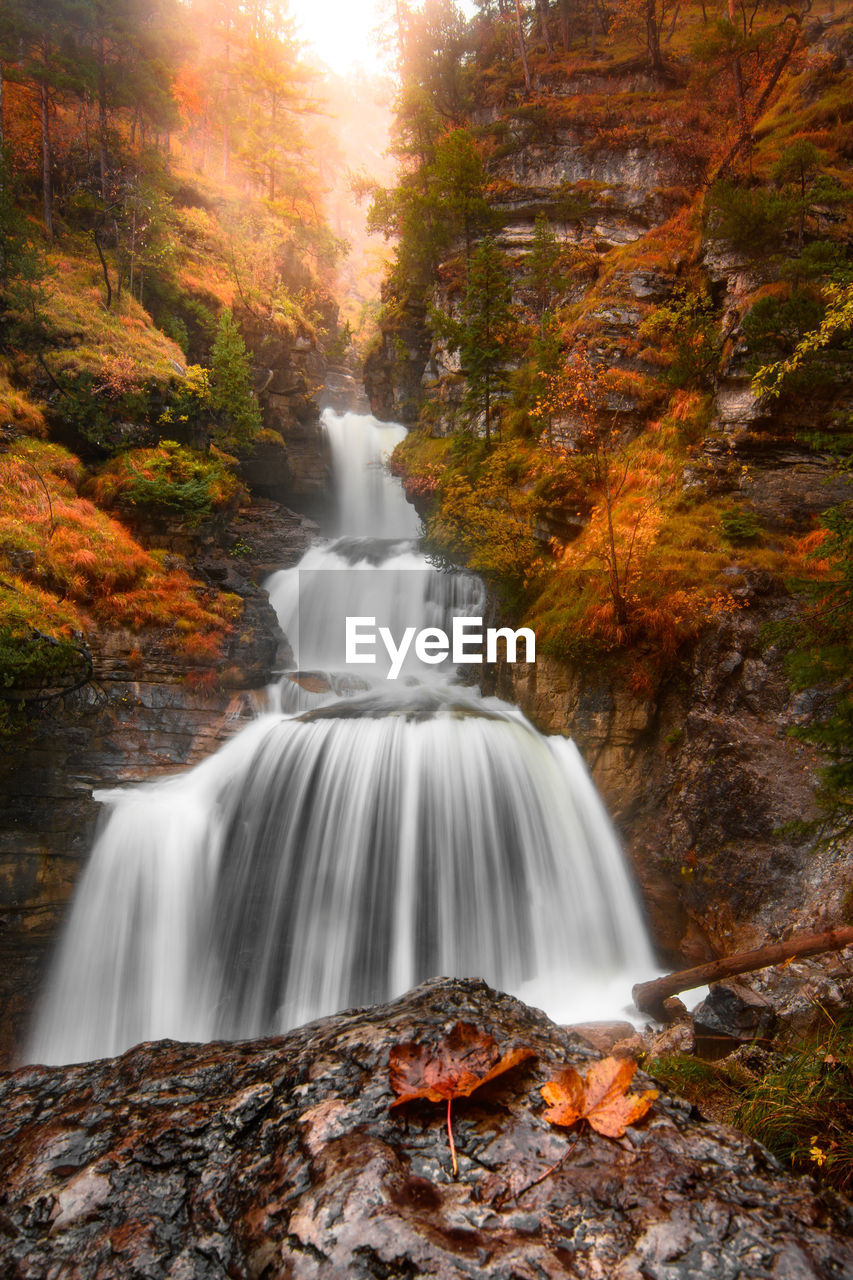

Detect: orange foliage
541,1058,657,1138
0,440,239,665
389,1021,536,1177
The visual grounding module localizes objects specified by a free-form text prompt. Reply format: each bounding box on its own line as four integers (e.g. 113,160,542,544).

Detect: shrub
0,626,88,696
652,1019,853,1196
638,286,721,390
707,181,792,252
742,289,825,358
720,508,762,545
90,441,244,527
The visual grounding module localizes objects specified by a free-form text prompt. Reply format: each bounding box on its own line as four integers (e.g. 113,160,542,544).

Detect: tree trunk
269,95,276,201
113,218,123,305
97,28,108,198
559,0,572,50
537,0,553,51
633,926,853,1018
222,27,231,183
129,204,136,300
92,226,112,310
646,0,664,76
40,80,53,240
513,0,533,93
603,461,629,624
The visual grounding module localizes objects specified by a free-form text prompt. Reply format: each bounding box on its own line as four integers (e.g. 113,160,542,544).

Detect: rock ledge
2,978,851,1278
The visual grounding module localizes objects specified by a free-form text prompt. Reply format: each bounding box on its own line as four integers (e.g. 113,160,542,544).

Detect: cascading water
27,409,657,1067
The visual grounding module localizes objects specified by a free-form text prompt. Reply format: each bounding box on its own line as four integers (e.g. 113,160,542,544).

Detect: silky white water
27,409,657,1066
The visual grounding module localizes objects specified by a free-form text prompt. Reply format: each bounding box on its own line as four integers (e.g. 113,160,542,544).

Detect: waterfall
27,409,656,1066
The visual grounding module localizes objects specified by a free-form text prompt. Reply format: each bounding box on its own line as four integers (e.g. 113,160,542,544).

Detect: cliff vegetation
367,0,853,834
0,0,349,712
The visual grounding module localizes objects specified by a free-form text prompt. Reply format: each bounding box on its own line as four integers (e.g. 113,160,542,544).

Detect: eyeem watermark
346,616,535,680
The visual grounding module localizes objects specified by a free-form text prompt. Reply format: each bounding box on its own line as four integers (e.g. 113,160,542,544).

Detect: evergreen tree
459,238,516,446
209,309,262,448
526,214,564,330
428,128,495,262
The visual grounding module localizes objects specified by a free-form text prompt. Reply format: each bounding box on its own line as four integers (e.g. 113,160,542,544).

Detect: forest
0,0,352,701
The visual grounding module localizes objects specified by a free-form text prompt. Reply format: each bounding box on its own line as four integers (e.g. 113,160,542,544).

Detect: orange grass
0,439,239,662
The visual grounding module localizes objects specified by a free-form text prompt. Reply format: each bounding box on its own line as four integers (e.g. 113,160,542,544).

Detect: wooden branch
633,926,853,1018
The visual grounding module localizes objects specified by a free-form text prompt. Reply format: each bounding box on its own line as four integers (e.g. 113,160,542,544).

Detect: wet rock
2,978,851,1279
364,297,433,425
237,433,292,502
693,982,778,1057
568,1020,637,1053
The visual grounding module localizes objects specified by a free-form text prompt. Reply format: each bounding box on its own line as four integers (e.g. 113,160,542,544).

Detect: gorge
2,0,853,1268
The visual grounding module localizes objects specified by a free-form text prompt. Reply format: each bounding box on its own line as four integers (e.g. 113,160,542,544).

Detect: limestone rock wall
492,591,853,994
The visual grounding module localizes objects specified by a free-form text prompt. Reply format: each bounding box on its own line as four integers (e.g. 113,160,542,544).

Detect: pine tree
459,238,516,447
209,309,262,449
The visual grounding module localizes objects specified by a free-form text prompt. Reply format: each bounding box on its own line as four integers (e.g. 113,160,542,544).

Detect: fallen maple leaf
389,1021,536,1176
541,1056,657,1139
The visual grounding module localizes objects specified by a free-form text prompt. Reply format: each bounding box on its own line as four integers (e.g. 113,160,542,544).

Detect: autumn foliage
541,1057,657,1138
0,439,239,676
388,1021,658,1182
389,1021,536,1176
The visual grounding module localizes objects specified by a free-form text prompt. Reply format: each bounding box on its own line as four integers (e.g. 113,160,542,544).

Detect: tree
525,213,566,331
637,284,721,390
522,215,567,444
0,148,46,331
616,0,679,77
693,2,810,174
237,4,314,205
752,282,853,398
6,0,90,238
536,348,661,626
772,140,824,253
428,128,496,262
209,309,262,448
511,0,532,93
458,238,517,446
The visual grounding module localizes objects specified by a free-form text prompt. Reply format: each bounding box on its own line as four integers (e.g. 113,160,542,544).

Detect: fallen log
633,925,853,1019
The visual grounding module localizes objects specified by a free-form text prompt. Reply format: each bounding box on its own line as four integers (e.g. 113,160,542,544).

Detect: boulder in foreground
1,978,852,1278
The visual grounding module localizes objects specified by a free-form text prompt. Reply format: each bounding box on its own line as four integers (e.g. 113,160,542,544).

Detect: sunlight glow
288,0,388,75
289,0,477,77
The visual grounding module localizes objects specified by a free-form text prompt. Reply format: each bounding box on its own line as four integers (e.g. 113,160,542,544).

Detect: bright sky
289,0,478,78
289,0,389,76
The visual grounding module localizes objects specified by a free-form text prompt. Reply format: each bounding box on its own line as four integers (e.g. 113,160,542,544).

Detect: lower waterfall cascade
27,409,658,1066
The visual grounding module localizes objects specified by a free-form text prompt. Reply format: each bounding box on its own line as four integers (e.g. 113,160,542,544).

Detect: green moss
0,626,88,697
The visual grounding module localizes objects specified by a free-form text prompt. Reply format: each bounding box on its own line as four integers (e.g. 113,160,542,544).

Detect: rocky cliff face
3,978,851,1279
491,590,853,1021
240,313,332,516
366,72,701,434
367,32,853,1003
363,293,434,425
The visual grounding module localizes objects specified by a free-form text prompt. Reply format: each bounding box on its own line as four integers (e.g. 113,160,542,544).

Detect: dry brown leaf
541,1056,657,1139
389,1021,536,1176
